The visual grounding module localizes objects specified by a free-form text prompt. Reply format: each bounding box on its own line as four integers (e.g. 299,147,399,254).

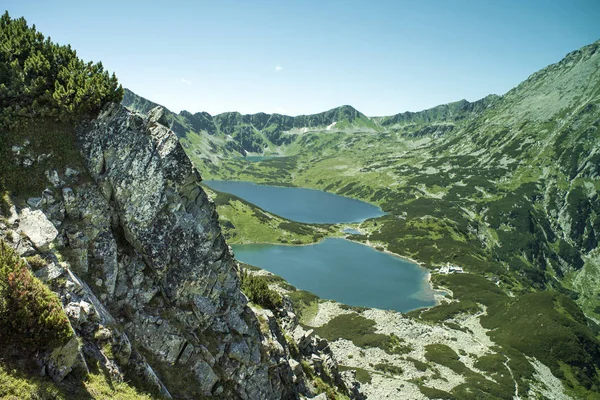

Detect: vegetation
311,314,407,355
0,12,122,195
338,365,372,384
0,241,72,350
373,363,403,375
123,40,600,395
0,361,152,400
287,289,320,322
0,11,122,127
204,185,334,245
240,269,282,310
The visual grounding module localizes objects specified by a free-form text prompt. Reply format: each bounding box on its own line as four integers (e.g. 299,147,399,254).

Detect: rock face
64,103,298,399
0,104,329,399
0,103,359,399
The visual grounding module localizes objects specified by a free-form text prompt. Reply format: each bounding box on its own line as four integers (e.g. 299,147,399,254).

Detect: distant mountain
122,88,499,159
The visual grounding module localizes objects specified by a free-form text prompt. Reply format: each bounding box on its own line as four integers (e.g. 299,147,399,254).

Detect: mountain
131,40,600,397
4,10,596,397
122,89,379,159
0,13,357,399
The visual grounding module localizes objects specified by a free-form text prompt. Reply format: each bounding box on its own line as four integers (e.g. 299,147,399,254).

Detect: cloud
274,107,288,114
275,65,283,72
181,78,192,85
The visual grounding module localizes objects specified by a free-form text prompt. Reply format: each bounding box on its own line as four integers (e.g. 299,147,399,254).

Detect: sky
4,0,600,116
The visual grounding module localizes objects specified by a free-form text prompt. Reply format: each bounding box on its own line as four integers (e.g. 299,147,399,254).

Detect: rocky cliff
1,104,357,399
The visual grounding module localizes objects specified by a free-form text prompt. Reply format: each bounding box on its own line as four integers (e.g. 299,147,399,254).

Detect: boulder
18,208,58,251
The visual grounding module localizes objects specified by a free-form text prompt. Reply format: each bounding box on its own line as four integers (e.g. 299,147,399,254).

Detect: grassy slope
203,185,339,245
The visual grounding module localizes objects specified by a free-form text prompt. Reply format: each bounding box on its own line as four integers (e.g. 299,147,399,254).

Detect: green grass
407,357,428,372
373,363,403,376
338,365,372,384
204,185,335,245
416,384,455,400
0,355,151,400
424,344,469,376
310,314,403,354
187,64,600,396
287,289,320,318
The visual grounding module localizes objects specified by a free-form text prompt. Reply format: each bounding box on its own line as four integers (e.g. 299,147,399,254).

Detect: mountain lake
203,180,385,224
205,180,435,312
233,238,436,312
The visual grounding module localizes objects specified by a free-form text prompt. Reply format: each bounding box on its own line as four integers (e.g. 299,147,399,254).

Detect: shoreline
235,234,444,310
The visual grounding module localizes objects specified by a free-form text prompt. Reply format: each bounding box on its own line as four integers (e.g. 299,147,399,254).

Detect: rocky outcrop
69,103,301,399
0,104,361,399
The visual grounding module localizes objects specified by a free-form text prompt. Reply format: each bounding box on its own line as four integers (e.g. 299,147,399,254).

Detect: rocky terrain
0,104,359,399
2,11,599,399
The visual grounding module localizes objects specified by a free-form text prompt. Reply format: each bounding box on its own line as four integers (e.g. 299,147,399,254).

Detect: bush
0,241,73,350
0,11,123,128
240,269,282,310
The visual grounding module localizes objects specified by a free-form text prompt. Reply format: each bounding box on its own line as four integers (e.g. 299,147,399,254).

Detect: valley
2,7,599,400
122,39,600,398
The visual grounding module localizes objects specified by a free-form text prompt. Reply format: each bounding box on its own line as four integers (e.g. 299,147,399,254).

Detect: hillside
123,40,600,398
3,8,599,398
0,13,357,400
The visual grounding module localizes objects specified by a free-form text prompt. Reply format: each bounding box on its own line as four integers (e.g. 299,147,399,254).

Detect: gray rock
62,187,79,218
27,197,42,208
289,358,302,377
18,208,58,251
46,170,62,187
65,167,80,178
34,262,64,282
192,359,218,395
23,156,34,167
65,302,87,326
45,336,82,382
147,106,169,127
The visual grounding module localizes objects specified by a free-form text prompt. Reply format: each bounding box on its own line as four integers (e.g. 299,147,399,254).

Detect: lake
204,180,385,223
233,238,436,312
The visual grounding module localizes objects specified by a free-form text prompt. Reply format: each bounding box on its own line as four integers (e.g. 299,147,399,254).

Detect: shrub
373,363,403,375
0,241,73,350
0,11,123,128
240,269,282,310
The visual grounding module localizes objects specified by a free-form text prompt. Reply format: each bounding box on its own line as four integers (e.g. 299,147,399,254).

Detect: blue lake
204,180,385,224
233,238,436,312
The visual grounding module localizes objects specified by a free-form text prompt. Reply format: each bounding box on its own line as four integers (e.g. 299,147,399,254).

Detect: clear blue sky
4,0,600,116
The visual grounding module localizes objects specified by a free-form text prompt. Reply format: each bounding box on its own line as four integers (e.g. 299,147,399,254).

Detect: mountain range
1,11,599,399
123,39,600,398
